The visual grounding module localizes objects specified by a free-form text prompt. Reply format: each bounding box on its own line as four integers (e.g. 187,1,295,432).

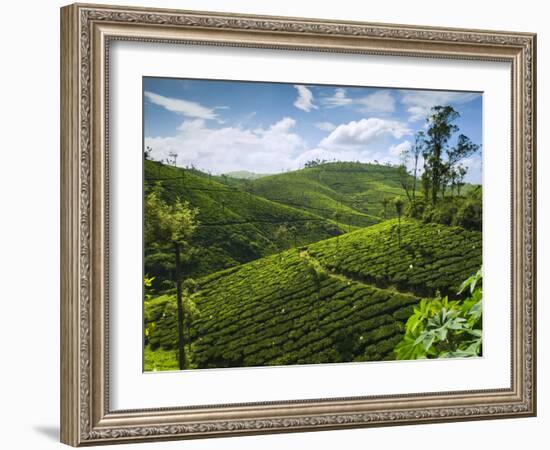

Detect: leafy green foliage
143,346,179,371
394,268,482,360
144,287,200,351
144,183,199,246
144,274,155,300
407,187,482,231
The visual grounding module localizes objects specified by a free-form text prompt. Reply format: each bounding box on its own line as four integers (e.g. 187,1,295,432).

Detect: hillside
144,219,482,370
309,218,482,297
244,162,410,227
144,160,341,281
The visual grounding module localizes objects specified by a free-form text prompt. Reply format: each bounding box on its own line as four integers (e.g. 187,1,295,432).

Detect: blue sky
144,77,483,184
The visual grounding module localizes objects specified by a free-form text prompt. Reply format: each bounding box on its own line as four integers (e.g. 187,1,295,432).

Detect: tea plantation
308,218,482,297
145,160,342,281
144,218,481,370
245,162,409,225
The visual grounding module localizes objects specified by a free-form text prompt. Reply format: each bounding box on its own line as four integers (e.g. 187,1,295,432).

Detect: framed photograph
60,3,536,446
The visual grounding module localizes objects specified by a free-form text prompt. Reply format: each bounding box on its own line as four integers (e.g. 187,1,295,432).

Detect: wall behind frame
0,0,545,449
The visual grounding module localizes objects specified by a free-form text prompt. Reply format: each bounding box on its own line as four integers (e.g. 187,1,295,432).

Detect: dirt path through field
299,247,421,299
299,248,365,287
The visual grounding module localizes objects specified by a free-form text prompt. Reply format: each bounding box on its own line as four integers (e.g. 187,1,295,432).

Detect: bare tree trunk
431,144,442,204
174,243,186,370
400,178,412,201
412,155,418,199
397,215,401,247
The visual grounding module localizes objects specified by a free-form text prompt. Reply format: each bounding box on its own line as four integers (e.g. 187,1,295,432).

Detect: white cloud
146,116,419,174
144,91,220,120
400,90,480,122
264,117,296,134
320,88,353,108
389,140,412,157
356,90,395,113
177,118,206,132
146,117,306,174
460,155,483,184
293,85,317,112
320,118,412,150
314,121,337,132
319,89,396,115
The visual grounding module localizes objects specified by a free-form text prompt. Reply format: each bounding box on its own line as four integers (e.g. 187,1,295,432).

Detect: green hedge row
308,218,481,297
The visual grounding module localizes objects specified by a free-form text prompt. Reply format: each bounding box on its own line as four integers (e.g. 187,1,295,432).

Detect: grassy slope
145,160,341,279
144,219,481,370
245,162,410,226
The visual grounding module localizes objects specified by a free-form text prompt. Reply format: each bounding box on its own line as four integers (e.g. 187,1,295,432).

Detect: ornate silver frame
60,3,536,446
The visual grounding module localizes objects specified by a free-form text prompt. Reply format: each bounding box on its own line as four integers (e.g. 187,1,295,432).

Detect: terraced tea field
309,218,482,297
246,162,408,225
144,160,341,280
145,250,419,369
144,219,481,370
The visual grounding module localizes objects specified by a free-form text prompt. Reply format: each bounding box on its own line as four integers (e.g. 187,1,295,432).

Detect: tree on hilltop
422,106,479,204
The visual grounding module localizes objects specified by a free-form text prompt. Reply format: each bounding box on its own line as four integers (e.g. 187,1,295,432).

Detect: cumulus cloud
400,90,480,122
144,91,220,120
357,90,396,113
315,121,337,132
146,115,420,174
293,85,317,112
145,117,306,174
389,140,412,157
177,118,206,132
320,88,353,108
320,118,412,150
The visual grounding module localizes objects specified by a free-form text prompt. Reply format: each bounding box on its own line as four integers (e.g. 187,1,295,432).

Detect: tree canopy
420,105,480,204
144,184,199,247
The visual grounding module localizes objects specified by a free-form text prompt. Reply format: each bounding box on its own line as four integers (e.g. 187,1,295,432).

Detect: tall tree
425,106,459,204
446,135,479,195
181,279,200,356
397,164,412,201
423,106,479,204
381,197,390,219
394,197,404,246
144,145,152,161
168,151,178,166
144,184,199,370
446,134,480,169
410,131,426,199
454,164,468,195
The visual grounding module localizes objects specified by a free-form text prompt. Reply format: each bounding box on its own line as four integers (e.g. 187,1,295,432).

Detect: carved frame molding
60,3,536,446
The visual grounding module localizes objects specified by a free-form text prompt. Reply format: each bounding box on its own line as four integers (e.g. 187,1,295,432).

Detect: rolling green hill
144,219,481,370
144,160,342,282
244,162,411,227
